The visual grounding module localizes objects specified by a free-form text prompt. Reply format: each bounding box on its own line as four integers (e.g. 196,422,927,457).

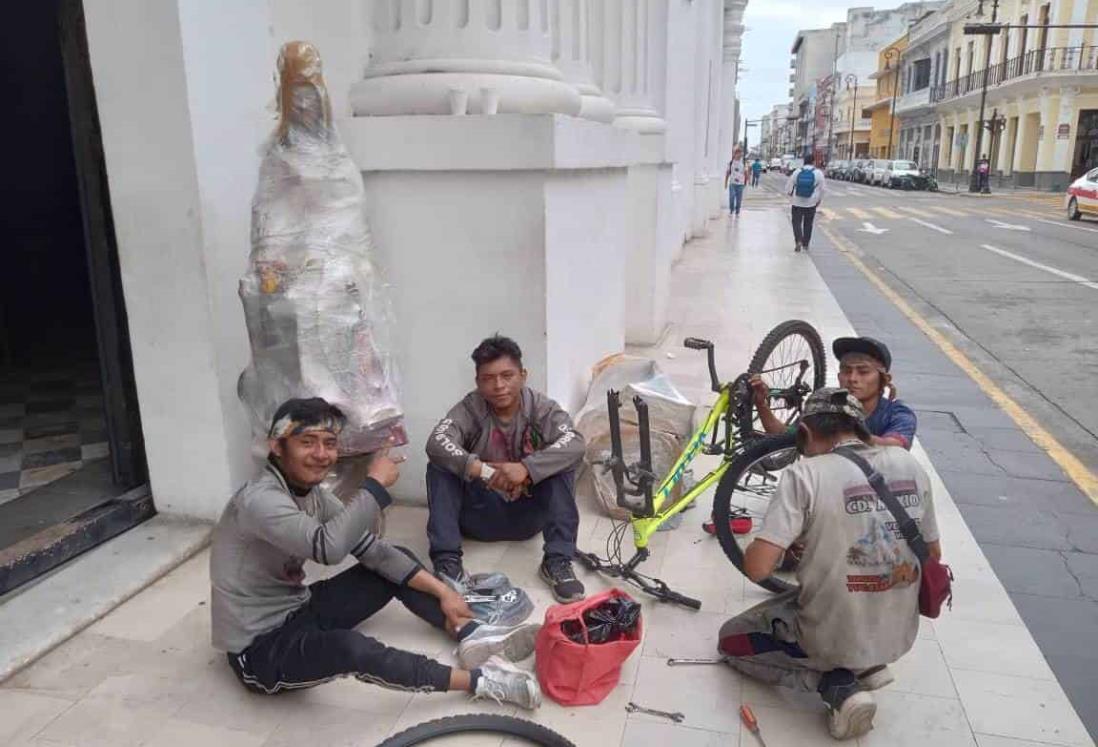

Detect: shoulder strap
834,446,929,563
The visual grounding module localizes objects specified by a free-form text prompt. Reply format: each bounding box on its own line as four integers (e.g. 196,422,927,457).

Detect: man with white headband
751,336,917,449
209,397,542,708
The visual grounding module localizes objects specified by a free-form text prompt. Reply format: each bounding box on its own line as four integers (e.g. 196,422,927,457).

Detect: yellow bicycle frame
630,389,734,548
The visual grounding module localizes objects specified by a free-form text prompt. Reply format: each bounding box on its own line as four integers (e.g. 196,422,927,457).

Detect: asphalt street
746,171,1098,738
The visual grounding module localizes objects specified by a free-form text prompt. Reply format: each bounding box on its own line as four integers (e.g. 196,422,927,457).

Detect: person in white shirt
725,146,747,217
784,154,825,252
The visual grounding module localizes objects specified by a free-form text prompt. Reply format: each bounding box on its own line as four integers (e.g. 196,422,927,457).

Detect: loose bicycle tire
736,320,826,442
377,714,577,747
712,433,798,594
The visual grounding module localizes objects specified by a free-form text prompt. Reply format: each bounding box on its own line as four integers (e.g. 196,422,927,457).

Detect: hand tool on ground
625,702,685,723
741,705,768,746
665,656,728,666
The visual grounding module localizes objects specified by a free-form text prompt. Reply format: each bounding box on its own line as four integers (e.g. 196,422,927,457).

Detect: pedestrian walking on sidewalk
785,154,825,252
751,157,763,187
726,146,746,217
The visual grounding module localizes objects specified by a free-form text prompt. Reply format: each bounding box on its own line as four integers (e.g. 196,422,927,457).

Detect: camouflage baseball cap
801,387,866,422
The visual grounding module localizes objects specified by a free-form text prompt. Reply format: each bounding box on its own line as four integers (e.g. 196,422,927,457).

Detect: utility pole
845,74,859,159
827,30,840,164
883,46,902,159
967,0,999,193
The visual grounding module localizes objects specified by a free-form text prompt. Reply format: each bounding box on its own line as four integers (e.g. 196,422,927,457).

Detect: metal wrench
666,656,728,666
626,701,685,723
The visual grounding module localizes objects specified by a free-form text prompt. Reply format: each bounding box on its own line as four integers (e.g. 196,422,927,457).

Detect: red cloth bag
534,588,642,706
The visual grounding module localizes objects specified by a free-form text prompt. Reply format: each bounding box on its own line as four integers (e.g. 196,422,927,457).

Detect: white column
1050,86,1079,175
719,1,747,159
350,0,581,116
552,0,614,122
599,0,666,132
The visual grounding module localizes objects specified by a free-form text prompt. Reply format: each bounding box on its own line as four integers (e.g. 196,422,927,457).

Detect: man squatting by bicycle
718,388,942,739
752,336,917,449
209,397,543,709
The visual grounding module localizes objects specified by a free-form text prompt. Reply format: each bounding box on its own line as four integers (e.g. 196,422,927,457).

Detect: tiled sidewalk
0,201,1092,746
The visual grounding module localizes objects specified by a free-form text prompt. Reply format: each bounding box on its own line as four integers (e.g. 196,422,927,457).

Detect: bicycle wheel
711,433,799,594
378,714,576,747
737,320,826,441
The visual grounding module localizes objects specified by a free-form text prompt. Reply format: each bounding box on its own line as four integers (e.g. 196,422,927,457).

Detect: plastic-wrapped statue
238,41,406,458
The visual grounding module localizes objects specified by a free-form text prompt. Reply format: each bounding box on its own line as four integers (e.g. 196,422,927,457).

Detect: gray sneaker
457,623,541,669
473,657,542,710
827,690,876,739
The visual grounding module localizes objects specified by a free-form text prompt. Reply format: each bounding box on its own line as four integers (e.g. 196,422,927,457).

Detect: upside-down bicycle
575,320,826,609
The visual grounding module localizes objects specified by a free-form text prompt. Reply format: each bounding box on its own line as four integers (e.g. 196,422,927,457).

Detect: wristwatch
479,463,497,483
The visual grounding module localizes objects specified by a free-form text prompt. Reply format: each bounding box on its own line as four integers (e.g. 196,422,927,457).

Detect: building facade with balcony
864,34,909,159
895,8,953,169
934,0,1098,189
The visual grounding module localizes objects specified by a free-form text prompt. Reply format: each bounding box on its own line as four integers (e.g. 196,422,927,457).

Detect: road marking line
847,207,872,220
871,207,904,219
1031,216,1098,234
898,206,935,218
929,206,969,217
908,217,953,234
978,243,1098,291
985,218,1031,231
822,224,1098,506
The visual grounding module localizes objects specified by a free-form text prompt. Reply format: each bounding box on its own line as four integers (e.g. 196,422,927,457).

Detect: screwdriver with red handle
741,705,768,747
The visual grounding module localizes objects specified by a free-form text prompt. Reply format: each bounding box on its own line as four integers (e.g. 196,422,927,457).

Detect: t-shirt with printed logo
756,442,939,670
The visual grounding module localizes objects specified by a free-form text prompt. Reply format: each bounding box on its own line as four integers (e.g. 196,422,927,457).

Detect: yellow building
935,0,1098,190
865,34,908,158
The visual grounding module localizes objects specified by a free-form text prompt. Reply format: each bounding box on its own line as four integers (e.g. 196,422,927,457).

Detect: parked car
769,157,783,171
885,160,921,188
826,160,848,180
867,159,891,186
785,158,805,175
1066,167,1098,220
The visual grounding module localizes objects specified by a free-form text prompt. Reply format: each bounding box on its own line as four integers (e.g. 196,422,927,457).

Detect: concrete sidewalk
0,194,1092,746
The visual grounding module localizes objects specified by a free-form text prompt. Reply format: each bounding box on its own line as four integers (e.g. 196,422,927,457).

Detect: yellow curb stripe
847,207,872,220
821,224,1098,507
871,206,904,219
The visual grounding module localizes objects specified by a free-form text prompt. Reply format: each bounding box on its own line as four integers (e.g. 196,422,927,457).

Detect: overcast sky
739,1,915,126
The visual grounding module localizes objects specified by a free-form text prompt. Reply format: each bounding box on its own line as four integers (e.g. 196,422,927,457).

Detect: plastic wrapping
238,41,405,456
561,596,642,644
575,355,696,519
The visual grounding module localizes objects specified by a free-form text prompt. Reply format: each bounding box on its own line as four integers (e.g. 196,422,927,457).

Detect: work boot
539,557,586,603
819,669,876,740
473,657,542,710
457,622,541,669
433,555,470,593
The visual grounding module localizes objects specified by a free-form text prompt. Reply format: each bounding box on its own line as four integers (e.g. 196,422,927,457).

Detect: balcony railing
932,45,1098,103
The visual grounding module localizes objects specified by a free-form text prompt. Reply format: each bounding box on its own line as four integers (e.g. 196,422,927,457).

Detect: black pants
227,552,453,695
791,205,816,247
426,464,579,566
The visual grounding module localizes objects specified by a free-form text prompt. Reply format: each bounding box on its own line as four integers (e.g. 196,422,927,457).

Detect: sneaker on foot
857,665,894,691
794,243,802,252
827,690,876,740
434,557,470,593
474,657,542,710
457,622,541,669
539,557,586,603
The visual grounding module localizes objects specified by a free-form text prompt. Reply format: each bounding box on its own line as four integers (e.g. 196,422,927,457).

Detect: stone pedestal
351,0,581,116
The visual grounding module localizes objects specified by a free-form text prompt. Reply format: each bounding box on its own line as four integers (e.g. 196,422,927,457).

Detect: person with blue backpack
785,154,825,252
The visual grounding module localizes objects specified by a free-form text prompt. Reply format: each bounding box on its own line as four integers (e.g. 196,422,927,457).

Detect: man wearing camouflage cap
717,388,943,740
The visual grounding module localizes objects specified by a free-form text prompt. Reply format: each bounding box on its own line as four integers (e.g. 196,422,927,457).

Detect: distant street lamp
845,73,859,159
883,46,902,159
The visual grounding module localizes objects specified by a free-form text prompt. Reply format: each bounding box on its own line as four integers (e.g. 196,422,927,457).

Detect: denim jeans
729,183,745,214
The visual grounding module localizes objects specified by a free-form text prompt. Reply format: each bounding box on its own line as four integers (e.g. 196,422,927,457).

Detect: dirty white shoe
457,623,540,669
827,690,876,740
473,657,542,710
858,665,894,691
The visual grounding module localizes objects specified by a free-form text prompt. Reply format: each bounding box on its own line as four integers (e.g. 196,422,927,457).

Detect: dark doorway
1073,110,1098,179
0,0,150,594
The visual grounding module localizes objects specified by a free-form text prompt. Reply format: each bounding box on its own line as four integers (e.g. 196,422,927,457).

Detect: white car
868,159,891,186
769,157,782,170
1066,167,1098,220
885,160,920,188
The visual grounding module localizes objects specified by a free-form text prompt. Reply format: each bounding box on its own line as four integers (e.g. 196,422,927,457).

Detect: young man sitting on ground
718,388,942,739
426,335,586,603
751,336,916,449
210,397,541,708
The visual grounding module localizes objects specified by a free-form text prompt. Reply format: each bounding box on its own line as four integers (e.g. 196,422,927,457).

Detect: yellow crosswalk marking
847,207,872,220
871,206,903,219
820,208,839,221
897,206,935,218
929,206,968,217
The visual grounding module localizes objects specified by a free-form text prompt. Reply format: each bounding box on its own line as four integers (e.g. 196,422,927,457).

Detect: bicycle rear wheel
737,320,826,441
711,433,799,594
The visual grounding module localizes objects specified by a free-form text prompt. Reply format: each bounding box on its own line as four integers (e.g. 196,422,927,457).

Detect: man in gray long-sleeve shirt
425,335,586,603
209,397,542,708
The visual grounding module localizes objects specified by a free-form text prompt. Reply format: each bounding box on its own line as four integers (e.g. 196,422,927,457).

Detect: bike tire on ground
377,714,577,747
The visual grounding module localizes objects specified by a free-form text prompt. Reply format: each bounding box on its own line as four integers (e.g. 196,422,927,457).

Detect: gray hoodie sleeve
522,396,585,484
425,400,477,479
238,478,418,585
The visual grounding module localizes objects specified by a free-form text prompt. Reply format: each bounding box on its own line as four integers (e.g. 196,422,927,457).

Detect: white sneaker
457,623,541,669
858,665,894,691
827,690,876,740
473,657,542,710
